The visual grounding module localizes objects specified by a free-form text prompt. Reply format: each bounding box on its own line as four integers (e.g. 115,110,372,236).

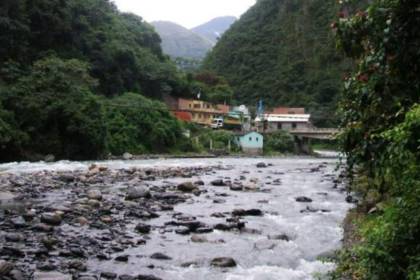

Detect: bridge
288,128,339,140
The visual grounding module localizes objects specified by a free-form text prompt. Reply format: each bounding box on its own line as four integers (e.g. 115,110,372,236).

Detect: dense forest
203,0,356,126
333,0,420,279
0,0,193,161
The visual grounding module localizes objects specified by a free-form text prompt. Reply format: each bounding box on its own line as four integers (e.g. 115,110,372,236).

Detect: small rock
177,182,197,193
40,213,62,226
87,189,102,200
123,152,133,160
135,223,151,234
232,209,263,216
136,275,163,280
150,252,172,260
100,272,117,279
295,196,313,203
115,255,129,262
210,179,227,186
0,260,13,276
126,188,151,200
191,235,208,243
211,257,237,267
256,162,267,168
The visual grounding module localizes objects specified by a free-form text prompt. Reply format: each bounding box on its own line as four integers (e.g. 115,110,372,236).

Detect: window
256,137,259,142
189,104,192,108
249,137,252,141
277,123,282,129
292,123,297,129
194,104,201,109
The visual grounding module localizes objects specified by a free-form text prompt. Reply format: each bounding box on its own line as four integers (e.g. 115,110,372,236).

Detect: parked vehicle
210,118,224,129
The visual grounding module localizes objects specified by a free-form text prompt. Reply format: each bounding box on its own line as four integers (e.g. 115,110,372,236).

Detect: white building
255,113,311,133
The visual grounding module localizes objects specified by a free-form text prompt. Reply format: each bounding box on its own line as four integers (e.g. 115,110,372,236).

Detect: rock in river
0,260,14,276
126,187,151,200
87,189,102,200
232,209,263,216
135,223,151,234
295,196,313,203
177,182,197,193
150,252,172,260
40,213,62,226
211,179,227,186
34,271,72,280
256,162,267,168
211,257,237,267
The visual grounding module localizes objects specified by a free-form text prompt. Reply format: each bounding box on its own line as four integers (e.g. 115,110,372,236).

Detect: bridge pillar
294,136,312,154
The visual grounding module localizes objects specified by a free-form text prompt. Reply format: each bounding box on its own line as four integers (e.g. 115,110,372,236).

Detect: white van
211,118,224,129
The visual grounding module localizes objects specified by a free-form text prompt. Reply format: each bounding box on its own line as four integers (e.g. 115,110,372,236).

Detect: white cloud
112,0,256,28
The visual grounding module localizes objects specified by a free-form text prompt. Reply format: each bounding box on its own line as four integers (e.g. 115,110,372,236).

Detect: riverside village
0,0,418,280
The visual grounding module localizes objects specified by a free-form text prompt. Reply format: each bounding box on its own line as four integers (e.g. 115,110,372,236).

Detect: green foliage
264,130,295,154
203,0,356,126
103,93,184,155
334,0,420,279
197,129,238,151
1,56,106,161
0,0,185,98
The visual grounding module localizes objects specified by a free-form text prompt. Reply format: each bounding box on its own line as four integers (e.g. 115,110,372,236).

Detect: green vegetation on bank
333,1,420,279
203,0,359,126
0,0,191,161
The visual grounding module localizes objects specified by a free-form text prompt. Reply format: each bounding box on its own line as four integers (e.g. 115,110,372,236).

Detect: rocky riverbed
0,157,353,280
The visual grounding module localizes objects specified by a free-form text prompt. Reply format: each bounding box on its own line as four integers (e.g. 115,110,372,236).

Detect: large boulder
211,257,237,267
126,187,151,200
177,182,197,193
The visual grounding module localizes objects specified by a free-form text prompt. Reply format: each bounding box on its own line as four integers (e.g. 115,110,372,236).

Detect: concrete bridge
288,128,339,140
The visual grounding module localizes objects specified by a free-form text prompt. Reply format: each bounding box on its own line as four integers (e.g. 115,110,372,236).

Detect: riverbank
0,157,354,280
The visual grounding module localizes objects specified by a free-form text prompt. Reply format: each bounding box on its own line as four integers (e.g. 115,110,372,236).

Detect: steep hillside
203,0,353,126
191,16,237,45
152,21,213,59
0,0,189,161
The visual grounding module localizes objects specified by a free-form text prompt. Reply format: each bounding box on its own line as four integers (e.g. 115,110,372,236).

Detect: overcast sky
112,0,256,28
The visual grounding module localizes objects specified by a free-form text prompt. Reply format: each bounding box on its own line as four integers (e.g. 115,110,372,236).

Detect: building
164,96,230,126
235,131,264,155
255,107,311,133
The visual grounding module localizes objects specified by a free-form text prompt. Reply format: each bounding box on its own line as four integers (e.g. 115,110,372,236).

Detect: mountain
203,0,358,126
151,21,213,59
191,16,237,45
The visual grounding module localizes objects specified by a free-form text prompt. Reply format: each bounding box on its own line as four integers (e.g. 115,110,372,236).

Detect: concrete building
164,96,230,126
255,107,311,133
235,131,264,155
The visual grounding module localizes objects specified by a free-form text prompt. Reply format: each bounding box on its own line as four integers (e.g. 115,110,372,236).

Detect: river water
0,156,351,280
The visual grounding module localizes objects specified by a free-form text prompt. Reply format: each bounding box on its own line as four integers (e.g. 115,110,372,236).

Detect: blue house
235,132,264,155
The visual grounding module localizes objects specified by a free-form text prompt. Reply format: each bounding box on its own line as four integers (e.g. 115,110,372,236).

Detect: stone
210,179,227,186
11,216,27,228
150,252,172,260
33,223,53,232
232,209,263,216
295,196,313,203
211,257,237,267
177,182,197,193
100,272,117,279
0,260,13,276
33,272,72,280
126,188,151,200
87,189,102,200
135,223,151,234
175,226,190,235
123,152,133,160
119,276,135,280
230,185,243,191
256,162,267,168
136,275,163,280
40,213,62,226
115,255,129,262
5,233,23,242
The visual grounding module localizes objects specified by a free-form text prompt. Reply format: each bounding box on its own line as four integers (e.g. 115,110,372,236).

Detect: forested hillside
203,0,353,126
0,0,189,161
151,21,213,59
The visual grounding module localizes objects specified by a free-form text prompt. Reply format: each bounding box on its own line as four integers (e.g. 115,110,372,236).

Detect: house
235,131,264,155
164,96,230,126
255,107,311,133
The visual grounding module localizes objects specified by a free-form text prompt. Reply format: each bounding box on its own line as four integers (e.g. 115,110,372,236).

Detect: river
0,156,351,280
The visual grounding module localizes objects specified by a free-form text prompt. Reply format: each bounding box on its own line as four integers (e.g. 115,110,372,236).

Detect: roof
255,114,311,123
267,107,305,114
235,131,263,137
